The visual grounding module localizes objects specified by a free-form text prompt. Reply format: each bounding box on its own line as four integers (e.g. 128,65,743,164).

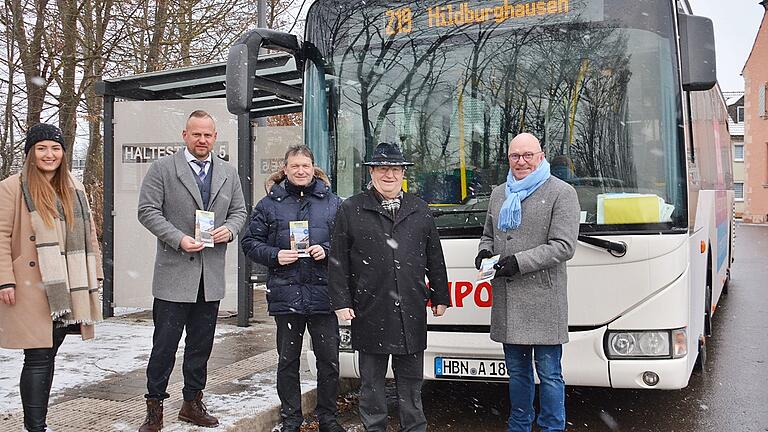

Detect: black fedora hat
363,142,414,166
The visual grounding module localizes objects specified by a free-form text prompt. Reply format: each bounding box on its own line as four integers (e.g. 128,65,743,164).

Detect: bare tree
268,113,302,127
55,0,78,164
0,0,299,203
145,0,169,71
79,0,120,237
8,0,55,129
267,0,299,30
0,6,22,178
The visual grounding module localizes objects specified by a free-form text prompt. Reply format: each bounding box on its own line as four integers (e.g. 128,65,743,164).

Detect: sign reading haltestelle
121,143,230,163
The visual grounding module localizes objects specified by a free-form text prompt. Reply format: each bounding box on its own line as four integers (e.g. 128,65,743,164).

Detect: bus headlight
339,326,353,352
606,330,673,358
609,333,637,356
638,332,668,356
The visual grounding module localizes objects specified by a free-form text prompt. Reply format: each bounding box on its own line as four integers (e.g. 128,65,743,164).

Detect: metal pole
102,94,115,318
258,0,266,28
237,113,253,327
236,0,267,326
256,0,268,128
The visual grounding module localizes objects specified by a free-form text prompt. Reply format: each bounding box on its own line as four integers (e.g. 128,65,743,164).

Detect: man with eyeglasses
329,142,450,432
475,132,580,432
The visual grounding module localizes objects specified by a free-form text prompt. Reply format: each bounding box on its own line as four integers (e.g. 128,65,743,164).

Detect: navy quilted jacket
241,173,341,315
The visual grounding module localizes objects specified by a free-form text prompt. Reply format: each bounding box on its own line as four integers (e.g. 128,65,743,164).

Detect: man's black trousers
274,313,340,427
358,351,426,432
145,281,220,401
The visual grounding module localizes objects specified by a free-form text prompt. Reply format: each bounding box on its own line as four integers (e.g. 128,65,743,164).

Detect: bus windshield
304,0,687,236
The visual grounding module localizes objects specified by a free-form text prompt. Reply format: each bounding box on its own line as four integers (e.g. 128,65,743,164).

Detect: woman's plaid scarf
20,174,102,325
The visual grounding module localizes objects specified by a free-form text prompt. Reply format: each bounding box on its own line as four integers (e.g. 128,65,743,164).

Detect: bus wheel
722,268,731,295
694,335,707,372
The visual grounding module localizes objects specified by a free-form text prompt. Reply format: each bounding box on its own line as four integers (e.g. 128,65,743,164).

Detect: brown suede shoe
138,399,163,432
178,391,219,427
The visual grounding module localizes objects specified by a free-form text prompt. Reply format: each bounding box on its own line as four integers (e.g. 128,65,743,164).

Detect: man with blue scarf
475,133,580,432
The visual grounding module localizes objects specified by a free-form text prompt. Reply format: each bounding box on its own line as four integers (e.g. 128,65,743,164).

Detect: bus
226,0,734,389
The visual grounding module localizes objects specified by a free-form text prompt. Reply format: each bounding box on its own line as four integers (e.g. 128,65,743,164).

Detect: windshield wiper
430,208,486,217
578,234,627,257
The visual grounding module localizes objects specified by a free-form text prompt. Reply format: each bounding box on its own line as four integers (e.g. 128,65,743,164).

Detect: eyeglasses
373,166,405,174
508,151,543,162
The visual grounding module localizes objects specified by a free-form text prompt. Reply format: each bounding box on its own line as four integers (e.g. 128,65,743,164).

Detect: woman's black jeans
20,324,70,432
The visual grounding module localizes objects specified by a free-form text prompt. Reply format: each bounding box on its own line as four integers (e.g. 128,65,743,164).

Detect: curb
229,388,318,432
228,378,360,432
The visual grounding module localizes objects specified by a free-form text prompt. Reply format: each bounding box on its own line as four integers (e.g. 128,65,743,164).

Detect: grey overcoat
479,176,580,345
138,150,247,302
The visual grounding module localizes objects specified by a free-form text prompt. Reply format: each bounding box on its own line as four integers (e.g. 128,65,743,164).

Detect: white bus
227,0,734,389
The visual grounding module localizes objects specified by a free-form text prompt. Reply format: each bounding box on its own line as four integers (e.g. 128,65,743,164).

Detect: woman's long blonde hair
22,151,75,227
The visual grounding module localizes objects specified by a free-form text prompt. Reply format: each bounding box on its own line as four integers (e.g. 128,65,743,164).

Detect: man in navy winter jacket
241,145,343,432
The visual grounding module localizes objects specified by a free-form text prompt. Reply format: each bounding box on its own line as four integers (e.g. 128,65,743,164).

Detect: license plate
434,357,509,379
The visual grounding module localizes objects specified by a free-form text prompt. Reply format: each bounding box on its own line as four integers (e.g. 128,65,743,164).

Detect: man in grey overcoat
136,110,247,432
476,132,580,432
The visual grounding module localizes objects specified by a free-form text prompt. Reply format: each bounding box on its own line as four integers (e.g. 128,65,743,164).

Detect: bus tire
694,335,707,372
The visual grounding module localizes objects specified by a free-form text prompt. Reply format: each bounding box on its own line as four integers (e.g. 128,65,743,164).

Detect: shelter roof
97,53,302,118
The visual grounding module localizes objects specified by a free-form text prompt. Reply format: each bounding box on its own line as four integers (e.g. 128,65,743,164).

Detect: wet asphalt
337,224,768,432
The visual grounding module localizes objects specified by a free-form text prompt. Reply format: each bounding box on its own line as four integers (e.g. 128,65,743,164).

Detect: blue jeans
503,344,565,432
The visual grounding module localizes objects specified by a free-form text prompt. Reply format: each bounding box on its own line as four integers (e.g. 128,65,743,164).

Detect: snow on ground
110,372,317,432
198,372,315,432
0,321,246,413
113,306,147,317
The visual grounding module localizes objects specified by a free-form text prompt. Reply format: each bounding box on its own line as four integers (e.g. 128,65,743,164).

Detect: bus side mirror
226,29,303,115
226,41,257,115
679,14,717,92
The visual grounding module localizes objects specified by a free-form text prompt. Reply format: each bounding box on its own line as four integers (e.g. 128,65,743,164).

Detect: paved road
338,224,768,432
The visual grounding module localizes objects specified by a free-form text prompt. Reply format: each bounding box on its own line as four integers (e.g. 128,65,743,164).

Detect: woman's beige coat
0,173,101,349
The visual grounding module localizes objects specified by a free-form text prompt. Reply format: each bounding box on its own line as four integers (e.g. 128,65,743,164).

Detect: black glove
494,255,519,277
474,249,493,270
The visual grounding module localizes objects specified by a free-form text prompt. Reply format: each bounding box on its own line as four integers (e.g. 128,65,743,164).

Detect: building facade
742,1,768,223
725,91,745,217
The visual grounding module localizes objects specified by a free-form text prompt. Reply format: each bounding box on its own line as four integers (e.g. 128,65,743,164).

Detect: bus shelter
97,52,302,326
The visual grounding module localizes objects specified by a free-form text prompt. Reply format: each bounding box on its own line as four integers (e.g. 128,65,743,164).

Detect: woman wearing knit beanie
0,123,102,432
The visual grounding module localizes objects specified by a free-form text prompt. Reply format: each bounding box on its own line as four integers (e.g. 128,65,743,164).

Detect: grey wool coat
479,176,580,345
137,150,247,302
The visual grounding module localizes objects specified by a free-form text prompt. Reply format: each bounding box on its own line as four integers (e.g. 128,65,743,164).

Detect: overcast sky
689,0,764,92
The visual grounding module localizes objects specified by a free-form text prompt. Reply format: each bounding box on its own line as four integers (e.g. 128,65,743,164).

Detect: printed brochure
195,210,215,248
289,221,311,257
476,254,501,282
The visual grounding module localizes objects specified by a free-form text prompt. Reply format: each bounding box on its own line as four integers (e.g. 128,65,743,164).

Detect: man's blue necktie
192,159,208,182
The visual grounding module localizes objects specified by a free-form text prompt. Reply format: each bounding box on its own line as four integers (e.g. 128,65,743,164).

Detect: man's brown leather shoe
178,391,219,427
138,398,163,432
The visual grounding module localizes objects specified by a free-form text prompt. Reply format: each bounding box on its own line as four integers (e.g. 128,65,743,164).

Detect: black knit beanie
24,123,66,155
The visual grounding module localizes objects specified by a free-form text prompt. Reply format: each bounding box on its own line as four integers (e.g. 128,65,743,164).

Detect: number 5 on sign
385,7,413,36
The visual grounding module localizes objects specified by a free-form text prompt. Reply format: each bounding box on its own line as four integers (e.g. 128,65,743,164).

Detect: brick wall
743,7,768,224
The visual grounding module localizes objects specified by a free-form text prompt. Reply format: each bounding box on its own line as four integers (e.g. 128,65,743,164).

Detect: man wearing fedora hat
329,142,451,432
